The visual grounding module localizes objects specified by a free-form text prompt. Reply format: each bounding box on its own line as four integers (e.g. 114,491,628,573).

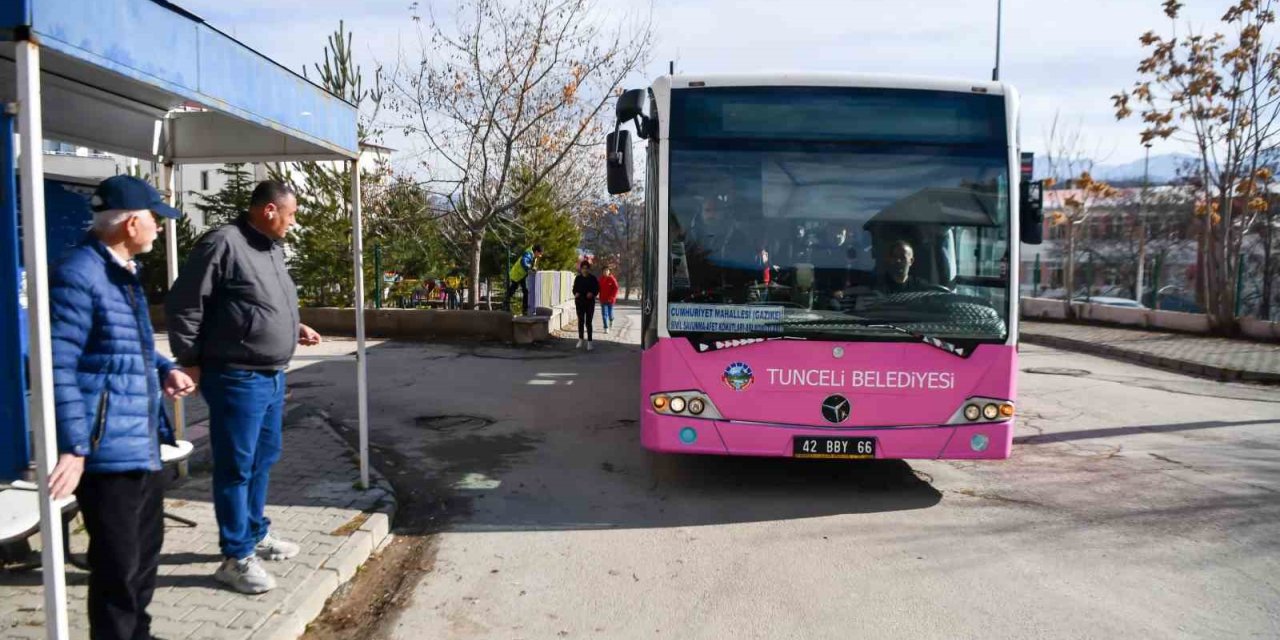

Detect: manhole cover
413,414,496,431
1022,367,1092,377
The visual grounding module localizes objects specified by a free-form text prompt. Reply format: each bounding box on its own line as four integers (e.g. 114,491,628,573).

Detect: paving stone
1021,321,1280,382
1,404,396,640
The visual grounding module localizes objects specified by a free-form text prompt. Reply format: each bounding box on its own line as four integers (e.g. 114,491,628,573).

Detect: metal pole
162,162,187,476
1137,143,1151,304
17,39,71,640
350,161,370,490
992,0,1003,81
373,244,382,309
1153,253,1164,310
1033,252,1041,294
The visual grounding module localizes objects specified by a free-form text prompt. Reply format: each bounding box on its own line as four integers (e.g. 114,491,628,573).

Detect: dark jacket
51,238,176,473
573,274,600,310
166,216,300,370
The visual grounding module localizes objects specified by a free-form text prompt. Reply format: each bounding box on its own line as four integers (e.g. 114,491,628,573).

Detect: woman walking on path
573,259,600,351
599,266,619,332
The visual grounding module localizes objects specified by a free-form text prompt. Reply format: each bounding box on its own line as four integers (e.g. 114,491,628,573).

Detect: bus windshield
666,87,1012,343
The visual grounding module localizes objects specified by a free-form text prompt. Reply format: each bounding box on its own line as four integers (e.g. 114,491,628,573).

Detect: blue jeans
201,367,286,560
600,302,615,329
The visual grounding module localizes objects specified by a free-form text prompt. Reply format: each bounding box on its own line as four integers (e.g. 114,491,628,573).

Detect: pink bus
606,74,1044,461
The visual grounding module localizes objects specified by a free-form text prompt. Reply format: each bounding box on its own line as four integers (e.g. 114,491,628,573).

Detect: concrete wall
301,308,513,342
153,305,534,343
1020,297,1279,340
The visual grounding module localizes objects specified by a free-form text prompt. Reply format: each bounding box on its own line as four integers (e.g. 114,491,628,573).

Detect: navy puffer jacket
51,237,176,473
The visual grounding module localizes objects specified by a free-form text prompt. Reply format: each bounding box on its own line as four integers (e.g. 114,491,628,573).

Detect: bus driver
878,239,929,294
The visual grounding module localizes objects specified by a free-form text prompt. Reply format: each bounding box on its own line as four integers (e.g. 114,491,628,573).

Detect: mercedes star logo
821,394,850,424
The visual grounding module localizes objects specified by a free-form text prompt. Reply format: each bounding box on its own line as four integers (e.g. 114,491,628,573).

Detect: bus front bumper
640,412,1013,460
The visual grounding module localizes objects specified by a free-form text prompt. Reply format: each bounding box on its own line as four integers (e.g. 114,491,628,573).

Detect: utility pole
1137,143,1151,305
992,0,1003,81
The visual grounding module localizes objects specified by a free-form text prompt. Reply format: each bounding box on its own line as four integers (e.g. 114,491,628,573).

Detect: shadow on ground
282,333,942,536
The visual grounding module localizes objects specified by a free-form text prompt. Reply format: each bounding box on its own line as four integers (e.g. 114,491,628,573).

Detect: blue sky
178,0,1244,166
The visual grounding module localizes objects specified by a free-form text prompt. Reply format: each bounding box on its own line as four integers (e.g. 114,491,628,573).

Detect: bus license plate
793,437,876,460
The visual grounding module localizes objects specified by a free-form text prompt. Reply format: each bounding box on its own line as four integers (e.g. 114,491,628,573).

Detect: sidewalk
1021,321,1280,384
1,345,395,640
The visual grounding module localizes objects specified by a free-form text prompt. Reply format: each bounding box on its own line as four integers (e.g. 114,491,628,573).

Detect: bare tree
389,0,653,304
582,191,643,298
1114,0,1280,332
1042,114,1121,313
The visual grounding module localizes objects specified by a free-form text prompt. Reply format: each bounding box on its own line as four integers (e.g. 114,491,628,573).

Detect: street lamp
992,0,1003,81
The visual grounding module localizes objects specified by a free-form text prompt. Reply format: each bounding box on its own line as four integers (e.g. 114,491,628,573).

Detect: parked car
1075,295,1146,308
1150,287,1203,313
1072,296,1147,309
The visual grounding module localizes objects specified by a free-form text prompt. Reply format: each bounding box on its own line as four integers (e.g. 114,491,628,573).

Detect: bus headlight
982,404,1000,421
650,391,722,420
688,398,706,415
948,397,1014,424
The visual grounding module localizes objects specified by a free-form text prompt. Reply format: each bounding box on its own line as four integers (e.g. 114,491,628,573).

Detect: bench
0,439,194,570
0,481,81,571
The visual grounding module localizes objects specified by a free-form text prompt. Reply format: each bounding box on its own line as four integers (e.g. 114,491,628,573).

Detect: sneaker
587,341,594,352
256,533,301,561
215,556,276,594
575,339,583,348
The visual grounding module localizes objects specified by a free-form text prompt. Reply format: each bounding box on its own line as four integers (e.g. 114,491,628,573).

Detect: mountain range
1038,153,1193,185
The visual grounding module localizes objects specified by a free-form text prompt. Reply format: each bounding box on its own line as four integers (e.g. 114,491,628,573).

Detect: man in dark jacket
166,181,321,594
47,175,196,640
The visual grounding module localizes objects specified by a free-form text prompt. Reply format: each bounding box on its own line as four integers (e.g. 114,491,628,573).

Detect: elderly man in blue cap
46,174,196,640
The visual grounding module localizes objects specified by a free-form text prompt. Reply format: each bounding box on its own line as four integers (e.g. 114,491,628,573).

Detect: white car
1077,296,1146,309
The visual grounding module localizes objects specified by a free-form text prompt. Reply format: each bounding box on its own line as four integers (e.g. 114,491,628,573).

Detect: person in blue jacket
46,175,196,640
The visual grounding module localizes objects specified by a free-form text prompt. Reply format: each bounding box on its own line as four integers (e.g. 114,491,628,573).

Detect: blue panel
27,0,357,157
197,25,358,154
44,179,94,264
0,112,30,481
31,0,199,92
0,0,31,35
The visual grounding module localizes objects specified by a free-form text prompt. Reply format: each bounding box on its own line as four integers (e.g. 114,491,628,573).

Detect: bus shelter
1,1,373,637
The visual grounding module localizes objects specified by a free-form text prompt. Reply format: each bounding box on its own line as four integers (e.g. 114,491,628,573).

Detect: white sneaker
587,341,594,352
215,556,276,594
256,532,301,561
575,339,583,348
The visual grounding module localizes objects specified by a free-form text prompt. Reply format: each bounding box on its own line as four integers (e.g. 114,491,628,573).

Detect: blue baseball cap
90,175,182,219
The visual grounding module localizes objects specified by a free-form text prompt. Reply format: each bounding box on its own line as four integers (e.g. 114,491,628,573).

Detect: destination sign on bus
669,304,785,334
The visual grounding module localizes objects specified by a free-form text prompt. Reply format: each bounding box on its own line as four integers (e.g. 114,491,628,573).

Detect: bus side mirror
616,89,646,124
1020,179,1044,245
606,130,633,195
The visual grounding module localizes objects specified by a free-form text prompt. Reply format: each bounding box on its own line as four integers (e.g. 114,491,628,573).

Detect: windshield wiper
764,316,970,358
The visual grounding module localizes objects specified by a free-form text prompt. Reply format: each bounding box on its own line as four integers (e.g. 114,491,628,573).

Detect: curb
1021,332,1280,385
250,415,399,640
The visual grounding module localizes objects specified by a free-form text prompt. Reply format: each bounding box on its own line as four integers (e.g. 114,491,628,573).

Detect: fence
529,270,576,310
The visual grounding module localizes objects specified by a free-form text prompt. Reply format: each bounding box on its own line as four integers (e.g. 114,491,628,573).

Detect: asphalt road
282,304,1280,640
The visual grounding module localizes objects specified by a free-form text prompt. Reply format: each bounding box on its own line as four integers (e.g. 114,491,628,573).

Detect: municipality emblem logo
722,362,754,391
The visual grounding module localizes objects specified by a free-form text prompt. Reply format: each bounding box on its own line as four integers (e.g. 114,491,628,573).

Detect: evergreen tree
119,166,200,300
510,169,581,271
191,163,254,229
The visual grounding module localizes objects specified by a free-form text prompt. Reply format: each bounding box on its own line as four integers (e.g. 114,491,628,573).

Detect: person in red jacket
598,265,620,331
